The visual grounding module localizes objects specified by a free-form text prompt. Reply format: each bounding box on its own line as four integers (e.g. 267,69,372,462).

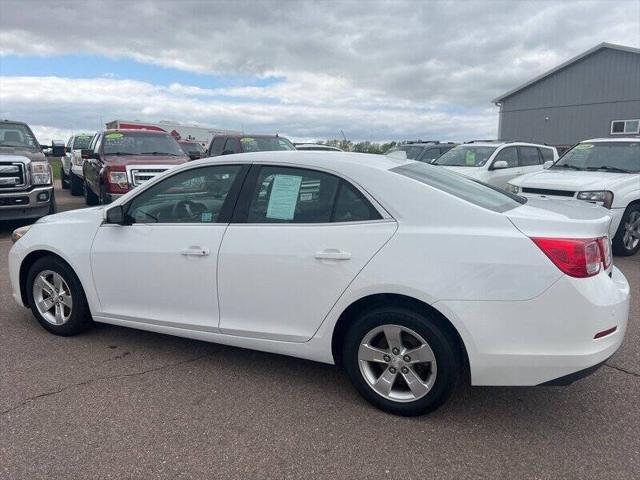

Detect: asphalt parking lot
1,185,638,480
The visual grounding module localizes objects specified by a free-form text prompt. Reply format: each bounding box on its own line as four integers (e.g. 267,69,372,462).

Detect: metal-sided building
493,43,640,146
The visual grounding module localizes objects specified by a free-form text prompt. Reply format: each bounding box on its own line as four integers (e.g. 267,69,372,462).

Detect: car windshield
0,123,39,150
180,142,205,154
72,134,94,150
391,162,525,213
552,142,640,173
386,145,430,160
433,146,497,167
103,132,184,156
240,136,295,152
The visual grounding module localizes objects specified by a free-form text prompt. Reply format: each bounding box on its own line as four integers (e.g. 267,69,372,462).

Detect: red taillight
597,237,612,269
532,237,607,278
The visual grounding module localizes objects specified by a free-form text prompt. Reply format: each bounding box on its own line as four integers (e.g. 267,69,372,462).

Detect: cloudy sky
1,0,639,143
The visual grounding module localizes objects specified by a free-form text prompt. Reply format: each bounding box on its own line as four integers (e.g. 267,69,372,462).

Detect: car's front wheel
26,256,93,336
613,203,640,256
343,307,461,416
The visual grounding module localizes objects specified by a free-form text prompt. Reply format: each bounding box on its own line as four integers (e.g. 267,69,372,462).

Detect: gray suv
0,120,61,221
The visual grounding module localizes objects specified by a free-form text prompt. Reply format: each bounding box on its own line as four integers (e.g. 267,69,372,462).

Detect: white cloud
0,0,638,143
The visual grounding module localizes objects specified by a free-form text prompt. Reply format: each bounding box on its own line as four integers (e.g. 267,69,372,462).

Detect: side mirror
543,160,554,169
189,153,201,160
80,149,93,159
221,150,234,156
105,205,126,225
492,160,509,170
50,143,66,157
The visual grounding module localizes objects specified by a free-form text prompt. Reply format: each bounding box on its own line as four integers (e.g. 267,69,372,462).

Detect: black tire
342,307,461,416
85,180,99,206
70,172,84,196
60,167,69,189
612,203,640,256
48,188,57,215
25,256,93,336
100,183,111,205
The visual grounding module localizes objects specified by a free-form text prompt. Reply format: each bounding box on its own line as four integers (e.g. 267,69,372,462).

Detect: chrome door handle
181,247,210,256
315,249,351,260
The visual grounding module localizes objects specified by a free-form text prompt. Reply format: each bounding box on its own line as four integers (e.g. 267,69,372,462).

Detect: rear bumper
0,186,54,220
436,266,630,386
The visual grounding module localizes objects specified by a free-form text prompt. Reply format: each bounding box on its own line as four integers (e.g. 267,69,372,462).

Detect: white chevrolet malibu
9,152,630,416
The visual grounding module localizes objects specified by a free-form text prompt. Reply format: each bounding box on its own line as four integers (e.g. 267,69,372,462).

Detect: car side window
126,165,242,224
539,148,554,163
209,136,225,156
246,166,380,224
518,146,542,166
492,147,518,168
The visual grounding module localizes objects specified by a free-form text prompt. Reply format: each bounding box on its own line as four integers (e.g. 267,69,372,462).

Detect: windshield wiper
108,152,135,156
552,164,582,170
585,165,631,173
140,152,178,156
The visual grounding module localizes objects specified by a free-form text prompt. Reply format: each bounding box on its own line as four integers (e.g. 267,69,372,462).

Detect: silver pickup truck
0,120,60,221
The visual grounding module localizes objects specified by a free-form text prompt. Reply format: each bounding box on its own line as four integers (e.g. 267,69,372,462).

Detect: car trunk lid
505,197,611,239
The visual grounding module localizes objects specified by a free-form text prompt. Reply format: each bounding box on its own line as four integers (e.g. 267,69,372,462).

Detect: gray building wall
497,47,640,145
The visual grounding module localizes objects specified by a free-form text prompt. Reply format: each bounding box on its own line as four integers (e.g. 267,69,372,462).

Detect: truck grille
0,162,26,191
129,168,167,187
522,187,575,197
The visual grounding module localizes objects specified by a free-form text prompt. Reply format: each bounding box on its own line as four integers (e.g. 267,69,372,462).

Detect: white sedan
9,152,630,416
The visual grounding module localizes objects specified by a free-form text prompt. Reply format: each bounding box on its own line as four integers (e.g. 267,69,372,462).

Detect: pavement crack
0,354,211,416
604,362,640,378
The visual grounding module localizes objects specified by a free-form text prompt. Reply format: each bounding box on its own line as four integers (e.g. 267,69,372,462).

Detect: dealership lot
1,185,638,479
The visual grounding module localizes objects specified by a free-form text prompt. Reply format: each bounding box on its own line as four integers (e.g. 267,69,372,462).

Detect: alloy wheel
358,324,437,403
32,270,73,325
622,211,640,251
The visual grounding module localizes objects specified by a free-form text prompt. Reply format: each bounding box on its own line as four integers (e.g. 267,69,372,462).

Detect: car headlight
30,161,52,185
11,225,31,243
576,190,614,208
108,171,129,189
505,183,520,194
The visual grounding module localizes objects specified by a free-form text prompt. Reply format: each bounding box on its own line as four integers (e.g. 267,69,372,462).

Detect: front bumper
0,185,54,220
436,266,630,386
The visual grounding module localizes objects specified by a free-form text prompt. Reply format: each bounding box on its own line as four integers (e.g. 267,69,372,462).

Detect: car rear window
391,162,526,213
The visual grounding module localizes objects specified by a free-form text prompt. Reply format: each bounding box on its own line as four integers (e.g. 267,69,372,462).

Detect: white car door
91,164,247,329
487,146,520,187
218,165,397,342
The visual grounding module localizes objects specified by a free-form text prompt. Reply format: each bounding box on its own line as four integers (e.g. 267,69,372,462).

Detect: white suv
507,138,640,256
432,141,558,188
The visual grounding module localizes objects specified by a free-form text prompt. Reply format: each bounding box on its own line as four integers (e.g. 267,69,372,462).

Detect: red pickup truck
82,129,189,205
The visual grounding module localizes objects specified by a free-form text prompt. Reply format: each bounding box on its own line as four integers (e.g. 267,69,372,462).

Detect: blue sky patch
0,53,285,90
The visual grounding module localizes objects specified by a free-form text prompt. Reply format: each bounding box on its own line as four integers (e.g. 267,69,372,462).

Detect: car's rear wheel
85,180,99,206
70,172,84,196
26,256,93,336
613,204,640,256
342,307,461,416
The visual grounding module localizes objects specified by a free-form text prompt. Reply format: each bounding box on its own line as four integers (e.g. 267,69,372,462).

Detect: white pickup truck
507,138,640,256
61,133,96,196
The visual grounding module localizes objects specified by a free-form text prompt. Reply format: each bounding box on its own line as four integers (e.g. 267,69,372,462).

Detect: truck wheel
60,168,69,189
26,256,93,336
342,306,461,416
613,203,640,256
100,184,111,204
70,173,84,196
48,189,57,215
85,180,99,206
